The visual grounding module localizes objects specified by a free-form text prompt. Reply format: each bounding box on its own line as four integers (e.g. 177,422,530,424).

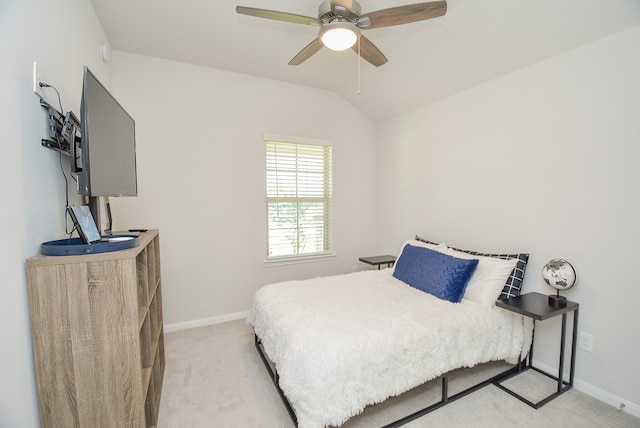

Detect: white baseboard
164,311,249,333
533,360,640,418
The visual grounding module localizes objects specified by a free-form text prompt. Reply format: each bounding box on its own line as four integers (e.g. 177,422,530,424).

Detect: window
265,135,333,264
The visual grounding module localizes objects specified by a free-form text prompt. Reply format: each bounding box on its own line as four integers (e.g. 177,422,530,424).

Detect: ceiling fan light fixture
319,22,360,51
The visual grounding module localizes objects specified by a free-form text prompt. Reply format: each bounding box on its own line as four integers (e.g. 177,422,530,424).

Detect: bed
248,239,533,428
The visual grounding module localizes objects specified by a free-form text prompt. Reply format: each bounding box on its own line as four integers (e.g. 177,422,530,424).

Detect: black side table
359,255,397,270
494,292,579,408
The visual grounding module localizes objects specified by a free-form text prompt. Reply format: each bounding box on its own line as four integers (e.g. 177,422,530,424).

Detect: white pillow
433,246,517,309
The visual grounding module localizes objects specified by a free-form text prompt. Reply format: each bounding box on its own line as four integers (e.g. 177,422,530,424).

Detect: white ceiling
90,0,640,122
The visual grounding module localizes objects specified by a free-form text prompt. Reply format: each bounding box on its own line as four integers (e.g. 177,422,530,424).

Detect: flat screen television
75,66,137,232
77,66,137,198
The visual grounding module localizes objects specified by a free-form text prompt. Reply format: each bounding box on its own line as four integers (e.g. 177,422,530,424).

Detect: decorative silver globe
542,258,576,307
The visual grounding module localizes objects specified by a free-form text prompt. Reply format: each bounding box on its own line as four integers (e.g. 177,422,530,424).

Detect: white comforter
247,269,533,428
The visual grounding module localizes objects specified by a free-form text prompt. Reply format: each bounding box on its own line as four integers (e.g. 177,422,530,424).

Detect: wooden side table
494,291,579,408
358,255,397,270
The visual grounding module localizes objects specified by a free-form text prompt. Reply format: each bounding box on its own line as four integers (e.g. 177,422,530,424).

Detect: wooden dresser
26,230,165,427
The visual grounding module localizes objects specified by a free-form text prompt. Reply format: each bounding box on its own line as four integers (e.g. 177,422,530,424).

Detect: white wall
0,0,112,426
377,25,640,412
109,52,378,326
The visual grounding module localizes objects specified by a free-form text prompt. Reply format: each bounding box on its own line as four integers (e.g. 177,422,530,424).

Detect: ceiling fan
236,0,447,67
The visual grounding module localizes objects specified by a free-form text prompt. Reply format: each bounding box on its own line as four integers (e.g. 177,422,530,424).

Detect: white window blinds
265,138,333,260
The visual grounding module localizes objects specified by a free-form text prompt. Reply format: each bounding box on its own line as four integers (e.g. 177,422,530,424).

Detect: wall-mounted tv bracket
40,99,82,172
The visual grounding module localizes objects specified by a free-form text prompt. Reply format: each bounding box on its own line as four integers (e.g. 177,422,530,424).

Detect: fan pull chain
357,34,361,95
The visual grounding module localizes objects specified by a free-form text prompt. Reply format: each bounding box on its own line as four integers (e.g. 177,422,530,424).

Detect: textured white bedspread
247,269,533,428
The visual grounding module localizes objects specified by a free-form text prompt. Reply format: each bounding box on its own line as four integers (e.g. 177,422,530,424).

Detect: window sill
264,252,336,267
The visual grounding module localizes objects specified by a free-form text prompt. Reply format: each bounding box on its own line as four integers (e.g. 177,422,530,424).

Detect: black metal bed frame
254,334,527,427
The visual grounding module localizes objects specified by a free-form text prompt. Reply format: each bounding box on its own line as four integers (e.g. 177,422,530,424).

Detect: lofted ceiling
90,0,640,122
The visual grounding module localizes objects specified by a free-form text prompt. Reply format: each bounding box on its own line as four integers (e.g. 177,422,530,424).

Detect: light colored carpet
158,320,639,428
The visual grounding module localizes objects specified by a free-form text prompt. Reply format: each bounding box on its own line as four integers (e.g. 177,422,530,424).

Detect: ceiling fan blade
352,35,388,67
236,6,321,27
289,38,324,65
363,1,447,29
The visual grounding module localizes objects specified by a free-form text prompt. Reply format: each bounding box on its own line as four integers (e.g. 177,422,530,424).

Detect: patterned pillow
416,235,529,299
415,235,439,246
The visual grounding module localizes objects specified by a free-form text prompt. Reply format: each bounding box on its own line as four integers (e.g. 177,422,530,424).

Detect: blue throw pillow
393,244,479,303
